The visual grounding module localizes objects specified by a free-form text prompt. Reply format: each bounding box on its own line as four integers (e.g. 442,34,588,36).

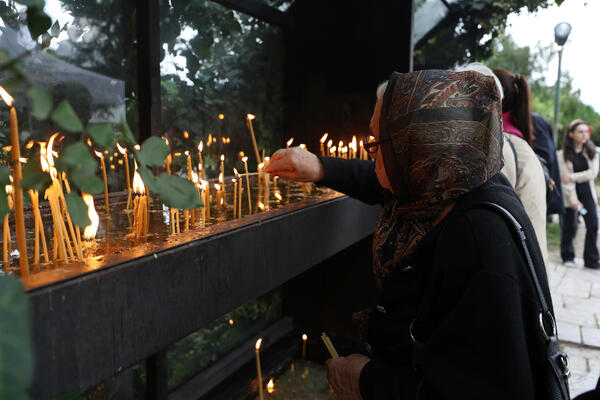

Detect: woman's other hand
263,147,324,182
562,172,573,184
570,199,583,210
325,354,370,400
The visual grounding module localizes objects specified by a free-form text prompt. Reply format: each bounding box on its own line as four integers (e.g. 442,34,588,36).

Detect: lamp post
553,22,572,144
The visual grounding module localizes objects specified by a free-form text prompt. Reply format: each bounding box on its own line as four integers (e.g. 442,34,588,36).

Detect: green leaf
50,100,84,133
26,6,51,40
71,170,103,195
25,85,52,120
50,20,60,37
87,123,115,149
136,136,170,168
119,120,136,145
20,171,50,194
155,173,202,210
56,142,97,173
65,192,90,228
138,167,160,193
0,190,8,221
0,276,33,400
0,165,11,186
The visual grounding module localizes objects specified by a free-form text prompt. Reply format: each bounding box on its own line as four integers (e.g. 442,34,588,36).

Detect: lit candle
246,114,261,167
330,146,337,157
0,86,29,274
242,156,251,212
220,154,226,204
320,133,328,156
255,338,264,400
232,178,237,219
214,183,221,211
351,136,357,158
197,140,205,180
286,137,294,149
131,168,148,237
338,141,343,158
3,183,12,271
267,379,274,394
302,333,307,360
116,142,132,210
186,150,193,180
327,139,333,156
95,150,110,215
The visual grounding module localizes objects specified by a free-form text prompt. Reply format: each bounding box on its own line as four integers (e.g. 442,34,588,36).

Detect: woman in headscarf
265,70,558,399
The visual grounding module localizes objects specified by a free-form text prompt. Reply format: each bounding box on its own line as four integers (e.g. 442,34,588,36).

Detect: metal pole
553,47,563,145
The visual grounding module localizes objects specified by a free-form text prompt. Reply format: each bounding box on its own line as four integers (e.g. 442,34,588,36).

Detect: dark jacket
532,112,565,215
319,157,556,400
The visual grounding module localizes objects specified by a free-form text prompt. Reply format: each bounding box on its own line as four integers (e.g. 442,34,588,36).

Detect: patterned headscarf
372,69,503,287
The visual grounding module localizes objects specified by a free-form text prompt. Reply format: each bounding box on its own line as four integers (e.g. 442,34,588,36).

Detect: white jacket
501,133,548,262
557,149,599,208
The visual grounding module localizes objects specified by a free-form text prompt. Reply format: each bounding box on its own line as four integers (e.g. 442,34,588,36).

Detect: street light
553,22,572,143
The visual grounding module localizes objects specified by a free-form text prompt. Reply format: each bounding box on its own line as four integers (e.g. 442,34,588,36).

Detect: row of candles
0,83,371,277
253,332,339,399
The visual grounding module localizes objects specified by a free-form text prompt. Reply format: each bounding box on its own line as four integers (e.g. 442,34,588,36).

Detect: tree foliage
415,0,563,68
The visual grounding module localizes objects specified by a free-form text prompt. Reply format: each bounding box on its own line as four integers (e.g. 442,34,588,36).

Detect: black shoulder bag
411,201,571,400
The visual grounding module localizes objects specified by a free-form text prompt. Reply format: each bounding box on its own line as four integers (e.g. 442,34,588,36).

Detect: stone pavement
547,223,600,397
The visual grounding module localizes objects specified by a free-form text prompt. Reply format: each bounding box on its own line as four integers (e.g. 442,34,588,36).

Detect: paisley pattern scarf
372,70,504,287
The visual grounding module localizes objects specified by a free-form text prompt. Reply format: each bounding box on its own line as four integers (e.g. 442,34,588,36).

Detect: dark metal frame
30,196,380,398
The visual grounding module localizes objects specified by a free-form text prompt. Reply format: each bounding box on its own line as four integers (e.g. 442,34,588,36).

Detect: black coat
319,157,556,400
532,112,565,215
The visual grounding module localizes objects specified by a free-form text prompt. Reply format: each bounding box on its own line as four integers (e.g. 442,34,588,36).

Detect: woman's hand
562,173,573,184
325,354,370,400
263,147,324,182
570,199,582,210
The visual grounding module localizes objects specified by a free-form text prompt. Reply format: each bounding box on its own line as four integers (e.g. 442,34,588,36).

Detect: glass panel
167,290,282,392
0,0,138,141
160,0,284,179
412,0,450,46
79,361,146,399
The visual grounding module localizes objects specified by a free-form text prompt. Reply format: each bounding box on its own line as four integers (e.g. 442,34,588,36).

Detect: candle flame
94,150,103,159
118,159,123,165
218,172,223,183
239,151,245,158
47,133,60,168
134,144,141,151
0,86,14,106
5,184,12,195
183,130,189,139
229,319,234,325
339,140,343,148
220,154,225,161
191,171,199,183
286,138,294,147
233,168,239,177
2,145,11,152
320,133,328,143
116,142,127,154
330,146,337,154
247,113,255,120
82,193,99,240
264,156,270,162
19,157,27,163
214,183,221,191
25,140,34,150
218,114,225,120
258,162,264,170
222,137,227,144
242,156,248,163
359,140,364,147
258,202,264,210
274,191,282,200
132,169,145,194
255,338,262,350
302,333,308,341
267,379,274,394
185,150,190,156
198,141,203,152
87,138,93,147
299,144,306,149
327,139,333,148
163,137,169,145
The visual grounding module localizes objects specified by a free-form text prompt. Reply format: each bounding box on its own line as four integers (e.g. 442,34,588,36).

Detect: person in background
558,119,600,269
265,69,559,399
491,67,548,261
532,112,565,216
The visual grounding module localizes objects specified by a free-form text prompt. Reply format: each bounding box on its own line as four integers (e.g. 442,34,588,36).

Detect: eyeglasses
362,135,391,154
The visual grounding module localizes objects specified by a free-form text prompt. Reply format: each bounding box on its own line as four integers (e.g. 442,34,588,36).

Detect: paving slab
582,327,600,348
555,306,598,328
556,277,592,298
558,321,582,344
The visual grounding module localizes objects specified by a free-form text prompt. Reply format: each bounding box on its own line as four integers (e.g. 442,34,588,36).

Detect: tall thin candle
242,156,251,212
0,87,29,274
246,114,261,166
116,143,132,210
255,338,264,400
95,151,110,214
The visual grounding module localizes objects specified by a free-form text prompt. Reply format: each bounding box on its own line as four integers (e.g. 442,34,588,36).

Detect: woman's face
370,98,393,192
570,124,590,146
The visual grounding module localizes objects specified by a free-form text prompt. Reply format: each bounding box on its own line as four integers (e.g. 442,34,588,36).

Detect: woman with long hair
558,119,599,269
489,67,548,261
